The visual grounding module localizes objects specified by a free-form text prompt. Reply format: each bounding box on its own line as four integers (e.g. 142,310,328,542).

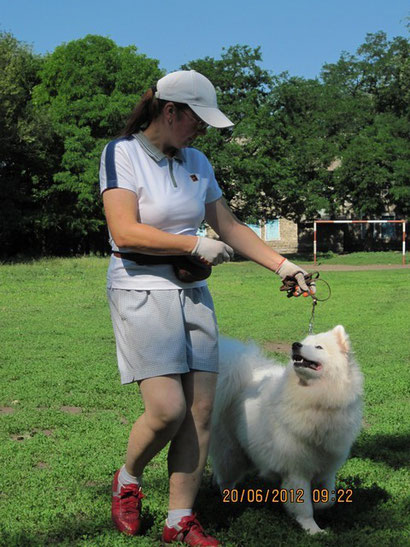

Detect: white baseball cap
155,70,234,128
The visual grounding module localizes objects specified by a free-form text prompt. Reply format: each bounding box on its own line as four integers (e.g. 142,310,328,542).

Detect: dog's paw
307,526,327,535
297,517,326,534
311,527,328,535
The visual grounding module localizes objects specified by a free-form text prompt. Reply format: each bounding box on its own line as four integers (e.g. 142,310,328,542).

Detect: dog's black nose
292,342,303,350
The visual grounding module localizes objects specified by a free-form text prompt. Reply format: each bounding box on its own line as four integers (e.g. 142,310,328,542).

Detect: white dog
210,326,363,534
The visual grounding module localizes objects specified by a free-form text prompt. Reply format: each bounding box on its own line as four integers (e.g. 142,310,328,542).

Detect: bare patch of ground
35,462,50,469
10,428,54,441
10,432,34,441
0,407,15,415
263,341,291,354
60,406,82,414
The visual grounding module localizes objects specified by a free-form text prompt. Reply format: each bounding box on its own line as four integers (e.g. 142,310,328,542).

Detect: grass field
299,250,408,266
0,254,409,546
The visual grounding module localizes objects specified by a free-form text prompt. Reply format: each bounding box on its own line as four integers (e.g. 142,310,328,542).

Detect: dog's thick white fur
210,326,363,534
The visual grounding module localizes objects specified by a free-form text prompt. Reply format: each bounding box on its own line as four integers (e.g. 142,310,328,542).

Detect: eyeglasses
181,108,208,131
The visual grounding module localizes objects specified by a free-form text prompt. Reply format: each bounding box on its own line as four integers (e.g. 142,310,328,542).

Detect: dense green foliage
185,34,410,223
0,31,408,257
0,33,162,256
0,257,409,545
0,33,52,256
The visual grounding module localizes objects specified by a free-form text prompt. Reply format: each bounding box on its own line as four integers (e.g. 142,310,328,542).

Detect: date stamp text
221,488,353,504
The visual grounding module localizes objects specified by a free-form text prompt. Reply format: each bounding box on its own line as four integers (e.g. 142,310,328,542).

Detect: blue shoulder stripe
105,137,131,189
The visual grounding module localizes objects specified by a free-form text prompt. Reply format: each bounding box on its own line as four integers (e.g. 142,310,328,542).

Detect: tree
322,31,410,217
2,31,408,257
333,113,409,217
183,48,345,222
31,35,163,254
0,32,54,256
321,31,410,116
184,35,409,224
182,46,282,222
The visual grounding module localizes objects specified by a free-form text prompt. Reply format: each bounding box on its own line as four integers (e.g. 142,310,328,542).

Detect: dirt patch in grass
10,432,34,441
60,406,82,414
263,341,291,354
10,428,54,441
35,462,50,469
0,407,15,415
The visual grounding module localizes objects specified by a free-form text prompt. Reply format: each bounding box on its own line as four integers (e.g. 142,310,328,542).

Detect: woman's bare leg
125,374,186,477
167,371,217,509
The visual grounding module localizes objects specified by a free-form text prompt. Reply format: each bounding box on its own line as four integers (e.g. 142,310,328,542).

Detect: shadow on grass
0,483,157,547
0,517,114,547
316,476,390,530
352,432,410,469
196,473,401,537
196,475,289,531
1,474,402,546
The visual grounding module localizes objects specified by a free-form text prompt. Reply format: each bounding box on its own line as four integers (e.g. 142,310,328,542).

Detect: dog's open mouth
292,354,322,371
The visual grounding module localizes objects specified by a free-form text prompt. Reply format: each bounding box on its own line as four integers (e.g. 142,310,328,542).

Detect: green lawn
0,256,409,546
288,250,409,266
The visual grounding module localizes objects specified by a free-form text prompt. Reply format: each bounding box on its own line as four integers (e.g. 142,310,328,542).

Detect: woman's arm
205,198,314,294
103,188,197,255
205,198,285,272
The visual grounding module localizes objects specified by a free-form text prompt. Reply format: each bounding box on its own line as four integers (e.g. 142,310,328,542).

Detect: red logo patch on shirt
190,174,199,182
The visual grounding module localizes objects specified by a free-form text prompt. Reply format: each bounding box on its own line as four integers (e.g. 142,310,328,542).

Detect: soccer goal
313,220,407,265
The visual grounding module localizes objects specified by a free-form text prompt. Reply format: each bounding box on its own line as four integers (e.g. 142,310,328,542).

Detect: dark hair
119,86,188,137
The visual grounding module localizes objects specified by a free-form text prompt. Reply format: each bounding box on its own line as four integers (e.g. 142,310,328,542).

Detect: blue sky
1,0,408,79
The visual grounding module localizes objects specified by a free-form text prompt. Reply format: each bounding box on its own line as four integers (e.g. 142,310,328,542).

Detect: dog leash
279,272,331,334
308,299,318,335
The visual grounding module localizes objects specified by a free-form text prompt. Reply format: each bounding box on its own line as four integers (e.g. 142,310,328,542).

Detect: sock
167,509,193,528
118,465,142,488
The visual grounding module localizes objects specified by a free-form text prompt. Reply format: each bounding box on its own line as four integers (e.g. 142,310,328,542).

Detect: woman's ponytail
120,85,164,137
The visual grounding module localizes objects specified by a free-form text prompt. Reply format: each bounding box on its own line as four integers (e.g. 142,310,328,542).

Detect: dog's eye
315,345,323,350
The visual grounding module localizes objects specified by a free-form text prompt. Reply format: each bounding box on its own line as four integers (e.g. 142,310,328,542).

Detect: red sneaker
111,469,144,535
162,514,220,546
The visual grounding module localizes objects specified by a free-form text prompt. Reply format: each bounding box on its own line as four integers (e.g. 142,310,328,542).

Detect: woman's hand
276,259,316,296
191,237,234,265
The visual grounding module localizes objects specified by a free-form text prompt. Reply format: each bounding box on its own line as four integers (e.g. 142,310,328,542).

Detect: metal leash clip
308,298,318,335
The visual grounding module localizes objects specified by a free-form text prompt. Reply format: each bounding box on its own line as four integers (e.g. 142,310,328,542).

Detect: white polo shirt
99,132,222,289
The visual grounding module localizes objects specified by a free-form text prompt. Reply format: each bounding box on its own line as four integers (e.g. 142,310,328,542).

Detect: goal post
313,220,407,266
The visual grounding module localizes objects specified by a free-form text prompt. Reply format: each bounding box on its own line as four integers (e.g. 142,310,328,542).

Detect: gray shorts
107,286,219,384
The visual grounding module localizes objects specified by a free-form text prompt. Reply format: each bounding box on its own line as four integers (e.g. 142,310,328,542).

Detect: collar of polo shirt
134,132,184,163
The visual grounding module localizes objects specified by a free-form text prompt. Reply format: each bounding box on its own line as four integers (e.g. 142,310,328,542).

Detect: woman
99,70,313,546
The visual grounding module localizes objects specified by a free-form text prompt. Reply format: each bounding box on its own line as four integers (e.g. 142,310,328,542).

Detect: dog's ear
332,325,350,353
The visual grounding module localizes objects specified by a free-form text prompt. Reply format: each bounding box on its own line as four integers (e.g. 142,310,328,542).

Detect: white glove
191,237,234,266
276,259,316,296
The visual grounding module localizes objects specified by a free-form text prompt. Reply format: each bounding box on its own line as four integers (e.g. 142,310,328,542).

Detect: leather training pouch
172,256,212,282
